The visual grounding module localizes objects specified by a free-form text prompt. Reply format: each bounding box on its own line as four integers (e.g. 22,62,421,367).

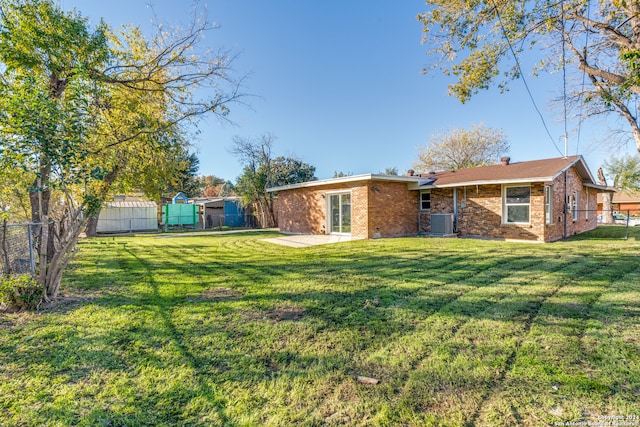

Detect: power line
490,0,565,157
561,0,569,157
575,0,591,155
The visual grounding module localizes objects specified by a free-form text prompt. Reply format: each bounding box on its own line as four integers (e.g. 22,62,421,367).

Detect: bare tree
413,124,509,172
231,134,317,228
231,134,277,227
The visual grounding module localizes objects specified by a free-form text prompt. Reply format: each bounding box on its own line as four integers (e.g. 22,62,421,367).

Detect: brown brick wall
275,187,326,235
275,180,419,239
546,174,567,242
351,185,369,239
275,181,371,239
426,180,595,242
553,168,598,239
276,166,598,242
367,181,419,238
450,184,546,241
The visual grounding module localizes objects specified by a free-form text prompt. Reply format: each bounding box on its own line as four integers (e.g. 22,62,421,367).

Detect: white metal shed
96,201,158,233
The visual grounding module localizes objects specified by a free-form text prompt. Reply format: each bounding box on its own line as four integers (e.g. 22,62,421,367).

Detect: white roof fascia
550,156,598,185
266,174,422,193
407,177,555,190
584,183,615,191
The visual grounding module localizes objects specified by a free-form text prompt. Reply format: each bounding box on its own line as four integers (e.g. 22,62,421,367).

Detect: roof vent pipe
501,156,511,166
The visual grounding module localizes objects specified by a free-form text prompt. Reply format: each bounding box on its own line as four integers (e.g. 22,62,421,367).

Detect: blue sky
62,0,634,182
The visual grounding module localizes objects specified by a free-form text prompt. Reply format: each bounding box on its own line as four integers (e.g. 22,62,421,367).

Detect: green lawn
1,228,639,426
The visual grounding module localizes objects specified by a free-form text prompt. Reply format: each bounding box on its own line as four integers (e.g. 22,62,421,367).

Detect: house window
585,188,590,219
545,185,553,225
572,190,580,221
503,185,530,224
420,191,431,210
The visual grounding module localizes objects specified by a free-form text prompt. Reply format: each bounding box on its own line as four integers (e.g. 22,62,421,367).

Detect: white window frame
503,185,531,224
585,187,590,219
544,185,553,225
326,190,352,235
572,190,580,221
420,191,431,211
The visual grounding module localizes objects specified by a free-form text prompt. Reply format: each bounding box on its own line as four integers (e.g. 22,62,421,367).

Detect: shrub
0,275,42,310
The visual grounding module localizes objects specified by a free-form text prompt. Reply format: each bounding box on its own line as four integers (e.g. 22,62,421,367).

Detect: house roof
597,190,639,203
409,155,606,189
266,155,609,193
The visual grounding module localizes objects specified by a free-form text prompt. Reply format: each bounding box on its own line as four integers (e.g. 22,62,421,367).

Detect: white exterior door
329,193,351,234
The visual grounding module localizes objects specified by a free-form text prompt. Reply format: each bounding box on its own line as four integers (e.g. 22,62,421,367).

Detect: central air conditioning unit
431,213,454,236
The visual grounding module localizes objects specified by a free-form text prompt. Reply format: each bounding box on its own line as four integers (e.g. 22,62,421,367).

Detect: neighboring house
266,156,608,242
96,200,158,233
597,190,640,215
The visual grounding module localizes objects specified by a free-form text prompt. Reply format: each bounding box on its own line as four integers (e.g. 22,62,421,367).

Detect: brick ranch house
597,190,640,215
266,156,611,242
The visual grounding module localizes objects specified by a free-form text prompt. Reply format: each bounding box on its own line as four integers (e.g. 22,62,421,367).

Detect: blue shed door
224,201,245,227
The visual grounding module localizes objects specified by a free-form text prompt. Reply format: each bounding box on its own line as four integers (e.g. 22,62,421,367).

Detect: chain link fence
0,221,39,277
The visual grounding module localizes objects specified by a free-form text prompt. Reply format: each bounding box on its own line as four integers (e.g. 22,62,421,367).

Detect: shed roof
105,201,157,208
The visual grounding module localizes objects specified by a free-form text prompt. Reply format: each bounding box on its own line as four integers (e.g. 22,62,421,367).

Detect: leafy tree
604,154,640,191
379,167,399,176
0,166,32,223
413,124,509,172
333,171,353,178
418,1,640,151
600,154,640,222
231,134,316,227
163,151,202,198
0,0,241,300
271,157,317,186
199,175,234,198
199,175,225,197
84,146,201,236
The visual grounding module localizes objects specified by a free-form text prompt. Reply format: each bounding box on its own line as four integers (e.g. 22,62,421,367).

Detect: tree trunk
44,215,85,299
85,210,100,237
267,195,277,228
597,167,614,224
29,163,121,301
600,192,614,224
38,215,50,301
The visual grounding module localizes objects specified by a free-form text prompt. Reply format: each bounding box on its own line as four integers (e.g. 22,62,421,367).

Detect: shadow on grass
570,224,640,240
4,233,640,425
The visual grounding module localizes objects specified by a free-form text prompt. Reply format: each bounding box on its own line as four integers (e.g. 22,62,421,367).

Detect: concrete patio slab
263,234,354,248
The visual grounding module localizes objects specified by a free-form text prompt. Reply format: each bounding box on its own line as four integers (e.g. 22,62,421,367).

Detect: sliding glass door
329,193,351,234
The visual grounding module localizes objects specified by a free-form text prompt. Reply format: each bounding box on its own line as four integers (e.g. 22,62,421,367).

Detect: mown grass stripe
2,229,640,426
473,250,640,426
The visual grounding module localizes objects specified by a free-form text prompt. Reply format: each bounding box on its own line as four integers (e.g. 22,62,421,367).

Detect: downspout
563,170,568,239
453,188,458,232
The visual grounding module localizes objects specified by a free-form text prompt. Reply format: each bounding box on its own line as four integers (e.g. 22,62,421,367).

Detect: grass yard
1,228,639,426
